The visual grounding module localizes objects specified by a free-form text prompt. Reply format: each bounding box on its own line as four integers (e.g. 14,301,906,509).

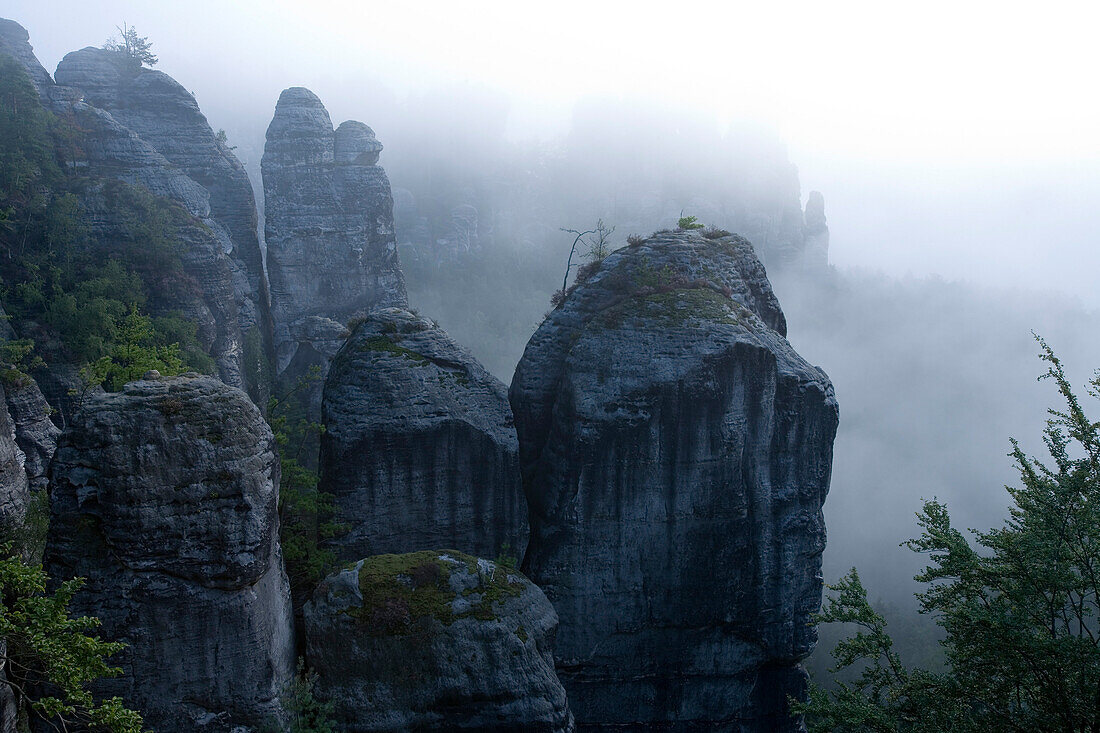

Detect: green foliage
0,57,213,391
677,214,704,230
802,339,1100,732
794,570,970,732
79,304,184,392
280,658,336,733
214,129,237,151
102,24,157,68
10,489,50,564
0,337,44,387
0,56,61,210
267,367,343,602
152,312,215,375
494,543,518,570
0,547,144,732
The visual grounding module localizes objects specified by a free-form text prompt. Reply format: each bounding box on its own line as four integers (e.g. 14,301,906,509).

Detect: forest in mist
11,0,1100,685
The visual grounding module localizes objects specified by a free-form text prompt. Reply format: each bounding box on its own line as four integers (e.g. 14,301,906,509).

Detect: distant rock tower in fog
261,86,407,383
803,190,830,268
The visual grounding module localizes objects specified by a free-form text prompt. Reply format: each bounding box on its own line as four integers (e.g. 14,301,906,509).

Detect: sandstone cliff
510,230,838,729
0,21,272,403
0,384,28,533
262,87,407,380
305,550,573,731
44,374,295,731
321,307,526,561
54,47,274,401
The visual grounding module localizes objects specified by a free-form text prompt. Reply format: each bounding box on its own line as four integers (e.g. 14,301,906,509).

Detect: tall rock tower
510,230,838,730
262,87,407,385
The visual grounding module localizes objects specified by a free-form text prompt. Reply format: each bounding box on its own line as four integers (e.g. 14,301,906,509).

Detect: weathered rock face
321,307,526,561
0,25,270,401
0,384,28,533
510,231,838,729
44,374,295,731
3,377,59,495
262,87,407,378
305,550,573,732
54,47,273,401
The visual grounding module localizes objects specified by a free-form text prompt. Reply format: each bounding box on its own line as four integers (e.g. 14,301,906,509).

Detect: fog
11,0,1100,668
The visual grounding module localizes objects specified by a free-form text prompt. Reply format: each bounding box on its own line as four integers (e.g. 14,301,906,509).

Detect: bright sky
8,0,1100,303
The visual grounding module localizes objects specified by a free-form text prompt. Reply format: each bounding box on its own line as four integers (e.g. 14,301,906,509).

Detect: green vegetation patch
357,334,429,365
594,287,745,331
350,550,525,634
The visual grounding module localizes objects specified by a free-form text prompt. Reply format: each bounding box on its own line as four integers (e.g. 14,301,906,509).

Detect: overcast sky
8,0,1100,304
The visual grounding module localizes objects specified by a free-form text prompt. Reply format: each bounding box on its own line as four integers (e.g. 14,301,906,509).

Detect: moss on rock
350,550,526,634
357,335,429,365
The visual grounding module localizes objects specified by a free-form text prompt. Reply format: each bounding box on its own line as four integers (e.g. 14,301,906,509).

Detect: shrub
280,658,336,733
494,543,518,570
677,214,704,230
0,547,144,732
576,259,601,284
702,227,731,239
799,340,1100,732
626,234,646,246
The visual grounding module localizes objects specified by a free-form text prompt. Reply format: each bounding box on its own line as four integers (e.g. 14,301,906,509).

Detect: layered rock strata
55,47,273,400
3,378,59,495
0,22,272,401
321,307,526,561
510,230,838,729
44,374,295,731
0,384,28,532
262,87,407,379
305,550,573,732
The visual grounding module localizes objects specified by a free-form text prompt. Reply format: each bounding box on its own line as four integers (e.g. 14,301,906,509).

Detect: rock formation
54,47,274,401
305,550,573,732
262,87,407,380
0,384,28,533
510,230,838,729
3,379,59,496
44,374,295,731
0,22,272,403
803,190,830,269
320,307,526,561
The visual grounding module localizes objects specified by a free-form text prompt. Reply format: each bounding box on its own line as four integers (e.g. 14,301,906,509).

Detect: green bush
0,547,144,732
79,304,185,392
800,340,1100,732
677,214,704,230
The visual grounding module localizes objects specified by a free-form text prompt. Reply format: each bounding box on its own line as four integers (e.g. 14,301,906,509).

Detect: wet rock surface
321,307,526,561
43,374,295,731
305,550,573,732
510,230,838,729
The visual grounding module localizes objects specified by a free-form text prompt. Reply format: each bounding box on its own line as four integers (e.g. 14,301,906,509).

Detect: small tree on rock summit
103,23,157,68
